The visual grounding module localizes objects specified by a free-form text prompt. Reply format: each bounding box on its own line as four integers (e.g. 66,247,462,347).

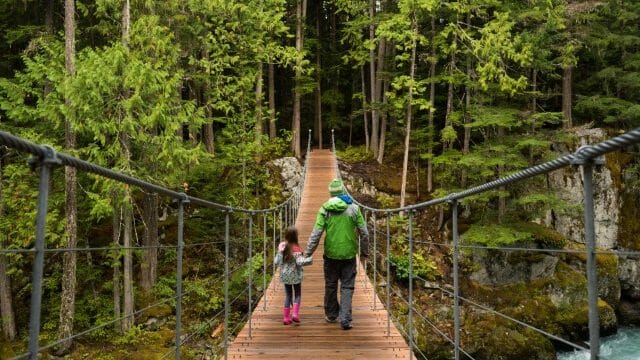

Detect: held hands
278,241,287,252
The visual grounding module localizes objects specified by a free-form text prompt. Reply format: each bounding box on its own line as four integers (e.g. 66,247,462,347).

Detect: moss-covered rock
462,257,618,352
462,313,555,360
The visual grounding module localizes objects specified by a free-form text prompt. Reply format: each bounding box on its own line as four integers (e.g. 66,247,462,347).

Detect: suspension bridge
1,127,640,360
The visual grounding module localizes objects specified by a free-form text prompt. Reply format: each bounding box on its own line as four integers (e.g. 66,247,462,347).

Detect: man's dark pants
323,255,357,323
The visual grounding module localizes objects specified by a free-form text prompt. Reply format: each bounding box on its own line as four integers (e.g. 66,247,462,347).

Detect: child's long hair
283,226,299,262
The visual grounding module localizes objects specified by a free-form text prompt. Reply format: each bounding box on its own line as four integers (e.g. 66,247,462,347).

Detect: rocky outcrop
269,157,303,196
545,128,619,249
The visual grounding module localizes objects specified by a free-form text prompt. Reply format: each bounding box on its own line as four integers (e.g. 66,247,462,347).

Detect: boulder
269,157,303,196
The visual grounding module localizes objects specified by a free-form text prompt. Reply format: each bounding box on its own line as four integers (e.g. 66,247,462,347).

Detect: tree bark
376,79,389,164
361,66,369,150
120,0,134,333
562,66,573,128
427,16,436,193
56,0,78,353
461,16,472,189
445,46,455,150
112,203,122,333
292,0,307,158
0,150,16,341
314,9,322,149
121,195,134,331
497,127,506,222
140,192,158,292
255,63,263,145
45,0,54,33
268,63,276,140
400,20,418,208
368,0,378,156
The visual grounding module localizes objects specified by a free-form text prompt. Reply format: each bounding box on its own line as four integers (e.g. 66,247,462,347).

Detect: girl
275,226,312,325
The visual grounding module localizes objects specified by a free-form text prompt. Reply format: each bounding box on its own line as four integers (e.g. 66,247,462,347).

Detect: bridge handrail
1,129,312,360
332,127,640,360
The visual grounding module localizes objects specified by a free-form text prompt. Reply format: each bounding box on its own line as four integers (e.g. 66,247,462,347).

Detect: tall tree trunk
314,10,322,149
368,0,378,156
374,38,387,164
140,193,158,292
255,63,263,145
121,195,134,331
376,79,389,164
0,150,16,341
268,63,276,140
361,66,369,150
112,203,122,333
427,16,436,193
445,46,455,150
400,20,418,208
497,127,506,222
562,66,573,128
292,0,307,158
120,0,134,333
45,0,54,33
461,16,472,189
202,49,215,154
56,0,78,353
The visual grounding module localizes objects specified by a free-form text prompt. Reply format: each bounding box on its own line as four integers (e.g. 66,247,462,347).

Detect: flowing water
557,327,640,360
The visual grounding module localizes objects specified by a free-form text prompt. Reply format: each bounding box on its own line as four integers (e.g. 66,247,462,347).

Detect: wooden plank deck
228,149,412,359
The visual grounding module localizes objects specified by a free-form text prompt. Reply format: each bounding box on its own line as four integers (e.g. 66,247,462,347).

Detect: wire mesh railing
0,129,312,360
332,127,640,360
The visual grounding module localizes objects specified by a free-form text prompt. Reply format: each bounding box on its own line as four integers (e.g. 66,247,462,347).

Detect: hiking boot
324,315,337,323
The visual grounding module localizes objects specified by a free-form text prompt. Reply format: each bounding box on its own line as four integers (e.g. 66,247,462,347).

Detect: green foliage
337,146,374,163
390,251,438,281
462,222,567,249
462,223,533,247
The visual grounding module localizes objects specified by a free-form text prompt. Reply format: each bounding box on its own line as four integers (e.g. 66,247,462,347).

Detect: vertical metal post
285,203,289,228
408,211,414,360
27,149,56,360
583,162,600,360
361,210,366,276
248,213,253,338
373,212,377,310
175,197,187,360
386,212,391,337
279,208,283,245
451,200,461,360
272,210,276,282
223,211,230,360
263,212,267,311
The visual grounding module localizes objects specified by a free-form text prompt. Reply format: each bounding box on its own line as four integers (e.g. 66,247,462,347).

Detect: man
304,178,369,330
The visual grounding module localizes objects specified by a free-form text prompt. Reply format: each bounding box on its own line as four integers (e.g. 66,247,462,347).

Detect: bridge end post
572,148,602,360
449,197,461,360
27,146,60,360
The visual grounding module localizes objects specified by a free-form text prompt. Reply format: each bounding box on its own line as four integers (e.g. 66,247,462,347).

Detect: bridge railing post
27,146,59,360
450,199,461,360
386,212,391,337
223,211,231,360
574,152,601,360
408,210,414,360
272,210,276,285
263,212,267,311
248,213,253,338
373,213,377,310
175,195,189,360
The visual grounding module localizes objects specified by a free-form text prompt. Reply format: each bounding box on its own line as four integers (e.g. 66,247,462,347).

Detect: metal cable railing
331,127,640,360
0,129,312,360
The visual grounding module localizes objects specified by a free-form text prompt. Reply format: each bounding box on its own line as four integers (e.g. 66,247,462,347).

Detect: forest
0,0,639,359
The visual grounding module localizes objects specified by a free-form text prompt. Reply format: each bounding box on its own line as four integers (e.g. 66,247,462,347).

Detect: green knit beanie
328,179,345,196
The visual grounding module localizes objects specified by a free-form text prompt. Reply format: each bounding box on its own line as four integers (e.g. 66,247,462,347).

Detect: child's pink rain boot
292,303,300,323
283,307,292,325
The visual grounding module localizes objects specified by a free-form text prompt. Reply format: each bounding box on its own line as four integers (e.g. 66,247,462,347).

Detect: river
557,327,640,360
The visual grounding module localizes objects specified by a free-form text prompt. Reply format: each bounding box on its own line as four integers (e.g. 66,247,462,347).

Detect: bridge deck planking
227,149,412,359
